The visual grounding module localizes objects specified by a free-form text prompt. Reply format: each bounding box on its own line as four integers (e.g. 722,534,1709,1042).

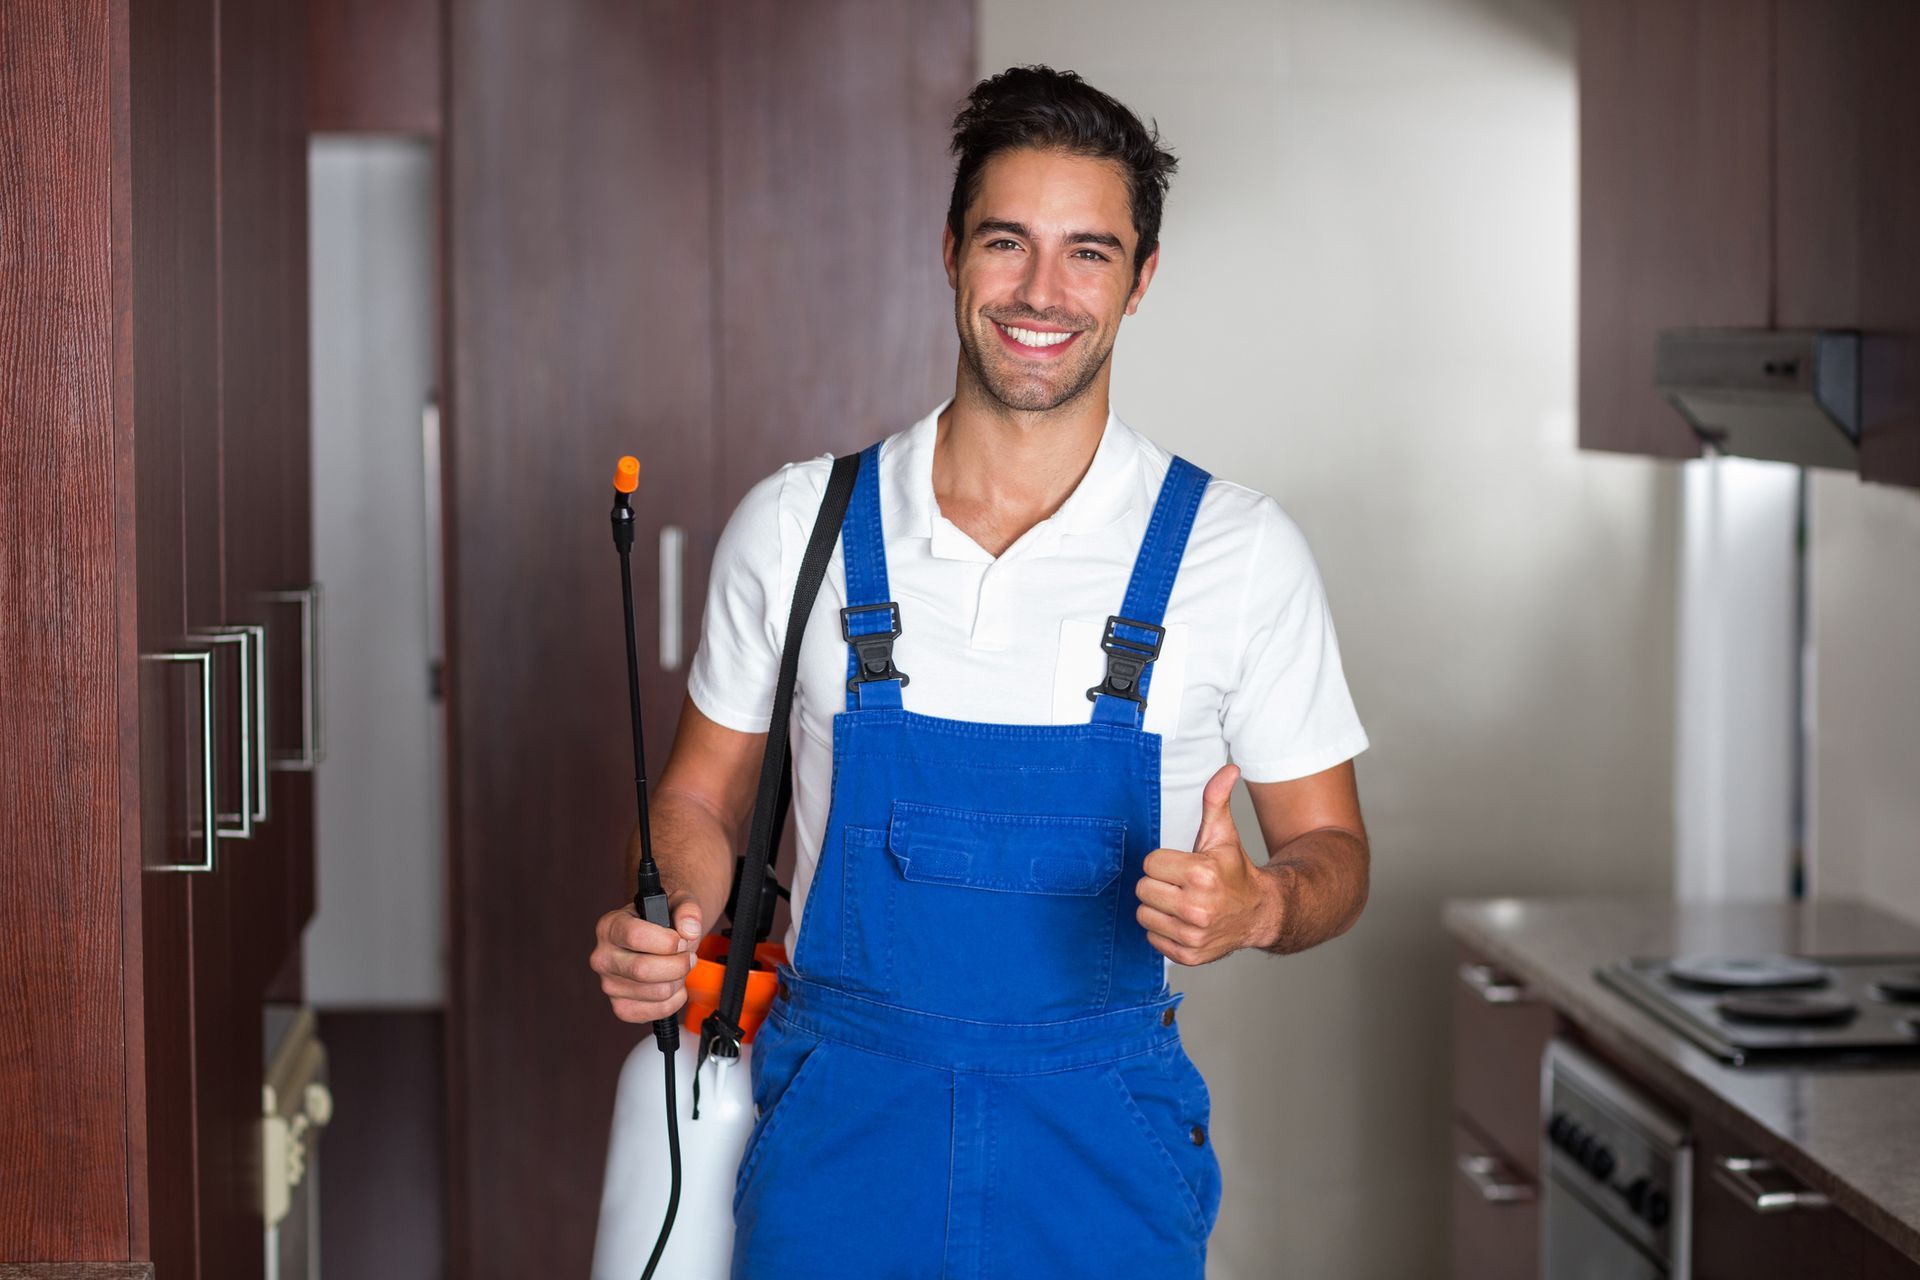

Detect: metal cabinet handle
1459,962,1530,1004
659,525,685,671
198,628,256,838
142,650,218,873
262,585,324,770
1713,1156,1830,1214
1456,1153,1535,1204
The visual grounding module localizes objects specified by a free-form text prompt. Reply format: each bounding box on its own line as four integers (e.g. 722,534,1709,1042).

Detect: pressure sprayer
593,455,806,1280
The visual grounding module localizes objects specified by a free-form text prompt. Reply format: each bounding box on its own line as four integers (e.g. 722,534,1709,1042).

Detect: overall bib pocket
847,802,1128,1019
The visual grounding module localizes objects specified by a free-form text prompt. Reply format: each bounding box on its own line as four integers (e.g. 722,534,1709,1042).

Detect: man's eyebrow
973,219,1125,252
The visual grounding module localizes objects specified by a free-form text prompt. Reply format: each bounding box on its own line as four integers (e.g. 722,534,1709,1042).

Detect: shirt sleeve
1219,497,1369,782
685,466,793,733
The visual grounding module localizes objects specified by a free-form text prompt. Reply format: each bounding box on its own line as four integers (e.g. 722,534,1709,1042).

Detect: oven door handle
1456,1152,1536,1204
1713,1155,1830,1214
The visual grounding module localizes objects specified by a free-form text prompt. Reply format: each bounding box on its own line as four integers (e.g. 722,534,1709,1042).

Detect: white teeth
999,323,1075,348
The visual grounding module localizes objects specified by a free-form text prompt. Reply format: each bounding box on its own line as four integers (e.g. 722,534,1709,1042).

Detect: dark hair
947,66,1178,282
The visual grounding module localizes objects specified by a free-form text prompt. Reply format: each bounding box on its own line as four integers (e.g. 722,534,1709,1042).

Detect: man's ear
942,222,960,290
1124,242,1161,316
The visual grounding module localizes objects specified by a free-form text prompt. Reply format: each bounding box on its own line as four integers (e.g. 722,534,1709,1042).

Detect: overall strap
1089,456,1211,728
841,439,908,711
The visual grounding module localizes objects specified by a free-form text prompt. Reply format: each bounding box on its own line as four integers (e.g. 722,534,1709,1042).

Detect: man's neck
931,371,1110,556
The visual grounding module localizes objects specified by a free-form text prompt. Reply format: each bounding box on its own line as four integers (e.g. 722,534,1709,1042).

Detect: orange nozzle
614,456,641,493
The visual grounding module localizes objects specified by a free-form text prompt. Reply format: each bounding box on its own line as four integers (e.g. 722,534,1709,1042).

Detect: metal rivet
1190,1125,1206,1146
1161,1008,1175,1027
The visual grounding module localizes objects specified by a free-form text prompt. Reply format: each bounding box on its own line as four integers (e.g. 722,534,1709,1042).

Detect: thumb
673,898,703,942
1193,764,1241,853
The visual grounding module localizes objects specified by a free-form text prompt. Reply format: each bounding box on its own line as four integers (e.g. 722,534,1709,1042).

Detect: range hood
1654,329,1860,470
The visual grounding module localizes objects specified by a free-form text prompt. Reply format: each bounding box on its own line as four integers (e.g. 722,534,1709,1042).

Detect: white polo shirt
687,401,1369,955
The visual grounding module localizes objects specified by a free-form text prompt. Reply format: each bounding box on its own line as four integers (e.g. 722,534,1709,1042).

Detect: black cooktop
1596,954,1920,1065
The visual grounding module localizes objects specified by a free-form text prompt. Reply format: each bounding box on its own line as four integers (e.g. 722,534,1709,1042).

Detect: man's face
944,148,1157,414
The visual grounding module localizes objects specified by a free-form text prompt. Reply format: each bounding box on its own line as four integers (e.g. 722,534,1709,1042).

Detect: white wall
978,3,1677,1275
1809,473,1920,921
305,139,446,1006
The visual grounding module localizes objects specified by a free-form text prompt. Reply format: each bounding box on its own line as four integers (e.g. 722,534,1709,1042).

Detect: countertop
1444,896,1920,1263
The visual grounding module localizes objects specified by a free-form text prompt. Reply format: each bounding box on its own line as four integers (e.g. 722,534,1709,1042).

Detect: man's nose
1012,247,1066,316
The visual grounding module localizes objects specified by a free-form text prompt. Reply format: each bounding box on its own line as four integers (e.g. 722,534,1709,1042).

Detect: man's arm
1134,759,1369,965
1243,760,1369,954
590,697,766,1023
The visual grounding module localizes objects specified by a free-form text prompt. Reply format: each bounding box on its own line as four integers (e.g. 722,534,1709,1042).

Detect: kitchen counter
1444,896,1920,1264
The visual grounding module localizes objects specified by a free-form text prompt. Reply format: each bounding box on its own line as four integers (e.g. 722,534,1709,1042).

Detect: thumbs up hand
1135,764,1281,966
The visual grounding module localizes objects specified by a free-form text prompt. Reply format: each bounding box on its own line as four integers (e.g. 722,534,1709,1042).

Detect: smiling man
591,65,1371,1277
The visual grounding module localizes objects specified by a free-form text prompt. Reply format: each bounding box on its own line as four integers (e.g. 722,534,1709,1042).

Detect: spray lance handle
611,455,679,1054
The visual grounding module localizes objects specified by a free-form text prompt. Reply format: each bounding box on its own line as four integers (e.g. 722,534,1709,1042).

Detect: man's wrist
1252,860,1294,952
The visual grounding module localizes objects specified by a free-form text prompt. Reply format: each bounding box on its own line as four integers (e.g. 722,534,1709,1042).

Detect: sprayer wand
610,455,680,1280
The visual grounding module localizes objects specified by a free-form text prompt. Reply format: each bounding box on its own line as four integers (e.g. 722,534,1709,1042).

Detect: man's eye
1074,249,1109,262
987,239,1020,251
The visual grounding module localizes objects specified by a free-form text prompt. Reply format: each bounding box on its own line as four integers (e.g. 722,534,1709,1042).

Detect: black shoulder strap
700,451,860,1070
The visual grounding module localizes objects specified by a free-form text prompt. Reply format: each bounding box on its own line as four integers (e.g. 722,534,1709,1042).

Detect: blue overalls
732,439,1222,1278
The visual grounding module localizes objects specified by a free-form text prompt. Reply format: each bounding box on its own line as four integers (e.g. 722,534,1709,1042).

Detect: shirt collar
886,399,1144,561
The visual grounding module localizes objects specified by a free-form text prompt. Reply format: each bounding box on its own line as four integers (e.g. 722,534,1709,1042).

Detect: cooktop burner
1869,972,1920,1003
1716,992,1857,1025
1597,954,1920,1065
1666,954,1830,990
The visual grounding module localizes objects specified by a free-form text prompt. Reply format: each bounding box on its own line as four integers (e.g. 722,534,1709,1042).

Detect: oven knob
1647,1190,1671,1229
1547,1113,1569,1145
1585,1144,1617,1181
1623,1176,1651,1215
1569,1128,1594,1162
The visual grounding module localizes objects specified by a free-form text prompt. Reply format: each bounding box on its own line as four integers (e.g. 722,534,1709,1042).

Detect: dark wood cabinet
1449,947,1557,1278
2,1,313,1275
1577,0,1920,488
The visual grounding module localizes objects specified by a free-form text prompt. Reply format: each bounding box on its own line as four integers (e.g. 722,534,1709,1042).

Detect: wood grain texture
712,0,968,504
447,4,717,1273
0,0,136,1258
1577,0,1773,460
1855,0,1920,487
444,3,971,1273
126,0,219,1269
0,1266,156,1279
309,0,441,134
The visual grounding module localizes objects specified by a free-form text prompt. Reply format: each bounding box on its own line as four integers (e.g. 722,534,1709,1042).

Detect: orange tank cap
681,936,788,1044
614,456,641,493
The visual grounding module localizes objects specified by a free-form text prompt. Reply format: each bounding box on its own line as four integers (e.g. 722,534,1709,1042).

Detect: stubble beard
956,304,1115,415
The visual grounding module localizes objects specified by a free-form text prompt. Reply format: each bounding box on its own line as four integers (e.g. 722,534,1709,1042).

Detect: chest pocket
1050,619,1190,740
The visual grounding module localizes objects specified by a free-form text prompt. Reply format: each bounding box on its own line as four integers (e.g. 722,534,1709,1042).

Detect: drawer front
1451,944,1557,1177
1452,1120,1540,1280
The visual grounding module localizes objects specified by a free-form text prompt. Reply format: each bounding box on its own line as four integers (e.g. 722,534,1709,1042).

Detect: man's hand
1134,764,1279,965
591,893,705,1024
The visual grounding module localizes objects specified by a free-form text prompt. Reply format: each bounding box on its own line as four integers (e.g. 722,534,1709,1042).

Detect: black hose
639,1046,682,1280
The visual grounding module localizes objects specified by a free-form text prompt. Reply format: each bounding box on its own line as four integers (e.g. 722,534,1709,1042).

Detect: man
590,65,1369,1277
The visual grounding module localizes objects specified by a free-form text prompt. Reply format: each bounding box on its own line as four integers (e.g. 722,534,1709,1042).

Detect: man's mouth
992,320,1082,359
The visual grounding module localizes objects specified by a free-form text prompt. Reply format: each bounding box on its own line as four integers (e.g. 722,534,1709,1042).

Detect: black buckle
842,602,910,690
1086,614,1165,705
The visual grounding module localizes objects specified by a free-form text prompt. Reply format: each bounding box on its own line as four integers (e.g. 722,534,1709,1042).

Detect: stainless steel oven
1541,1040,1691,1279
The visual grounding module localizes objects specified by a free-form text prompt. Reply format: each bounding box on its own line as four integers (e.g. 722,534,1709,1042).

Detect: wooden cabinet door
127,0,233,1275
1577,0,1773,460
1451,1122,1540,1280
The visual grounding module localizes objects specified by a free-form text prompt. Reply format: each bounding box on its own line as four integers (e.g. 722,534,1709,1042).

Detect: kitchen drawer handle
198,628,257,839
1456,1153,1536,1204
141,649,218,873
1459,962,1530,1004
1713,1156,1830,1214
204,623,270,825
262,585,324,770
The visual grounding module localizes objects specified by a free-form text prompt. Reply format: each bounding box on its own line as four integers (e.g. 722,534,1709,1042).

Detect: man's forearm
626,784,739,935
1254,828,1369,955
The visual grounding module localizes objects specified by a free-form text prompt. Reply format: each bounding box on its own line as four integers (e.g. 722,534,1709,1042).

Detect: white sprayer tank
591,939,785,1280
